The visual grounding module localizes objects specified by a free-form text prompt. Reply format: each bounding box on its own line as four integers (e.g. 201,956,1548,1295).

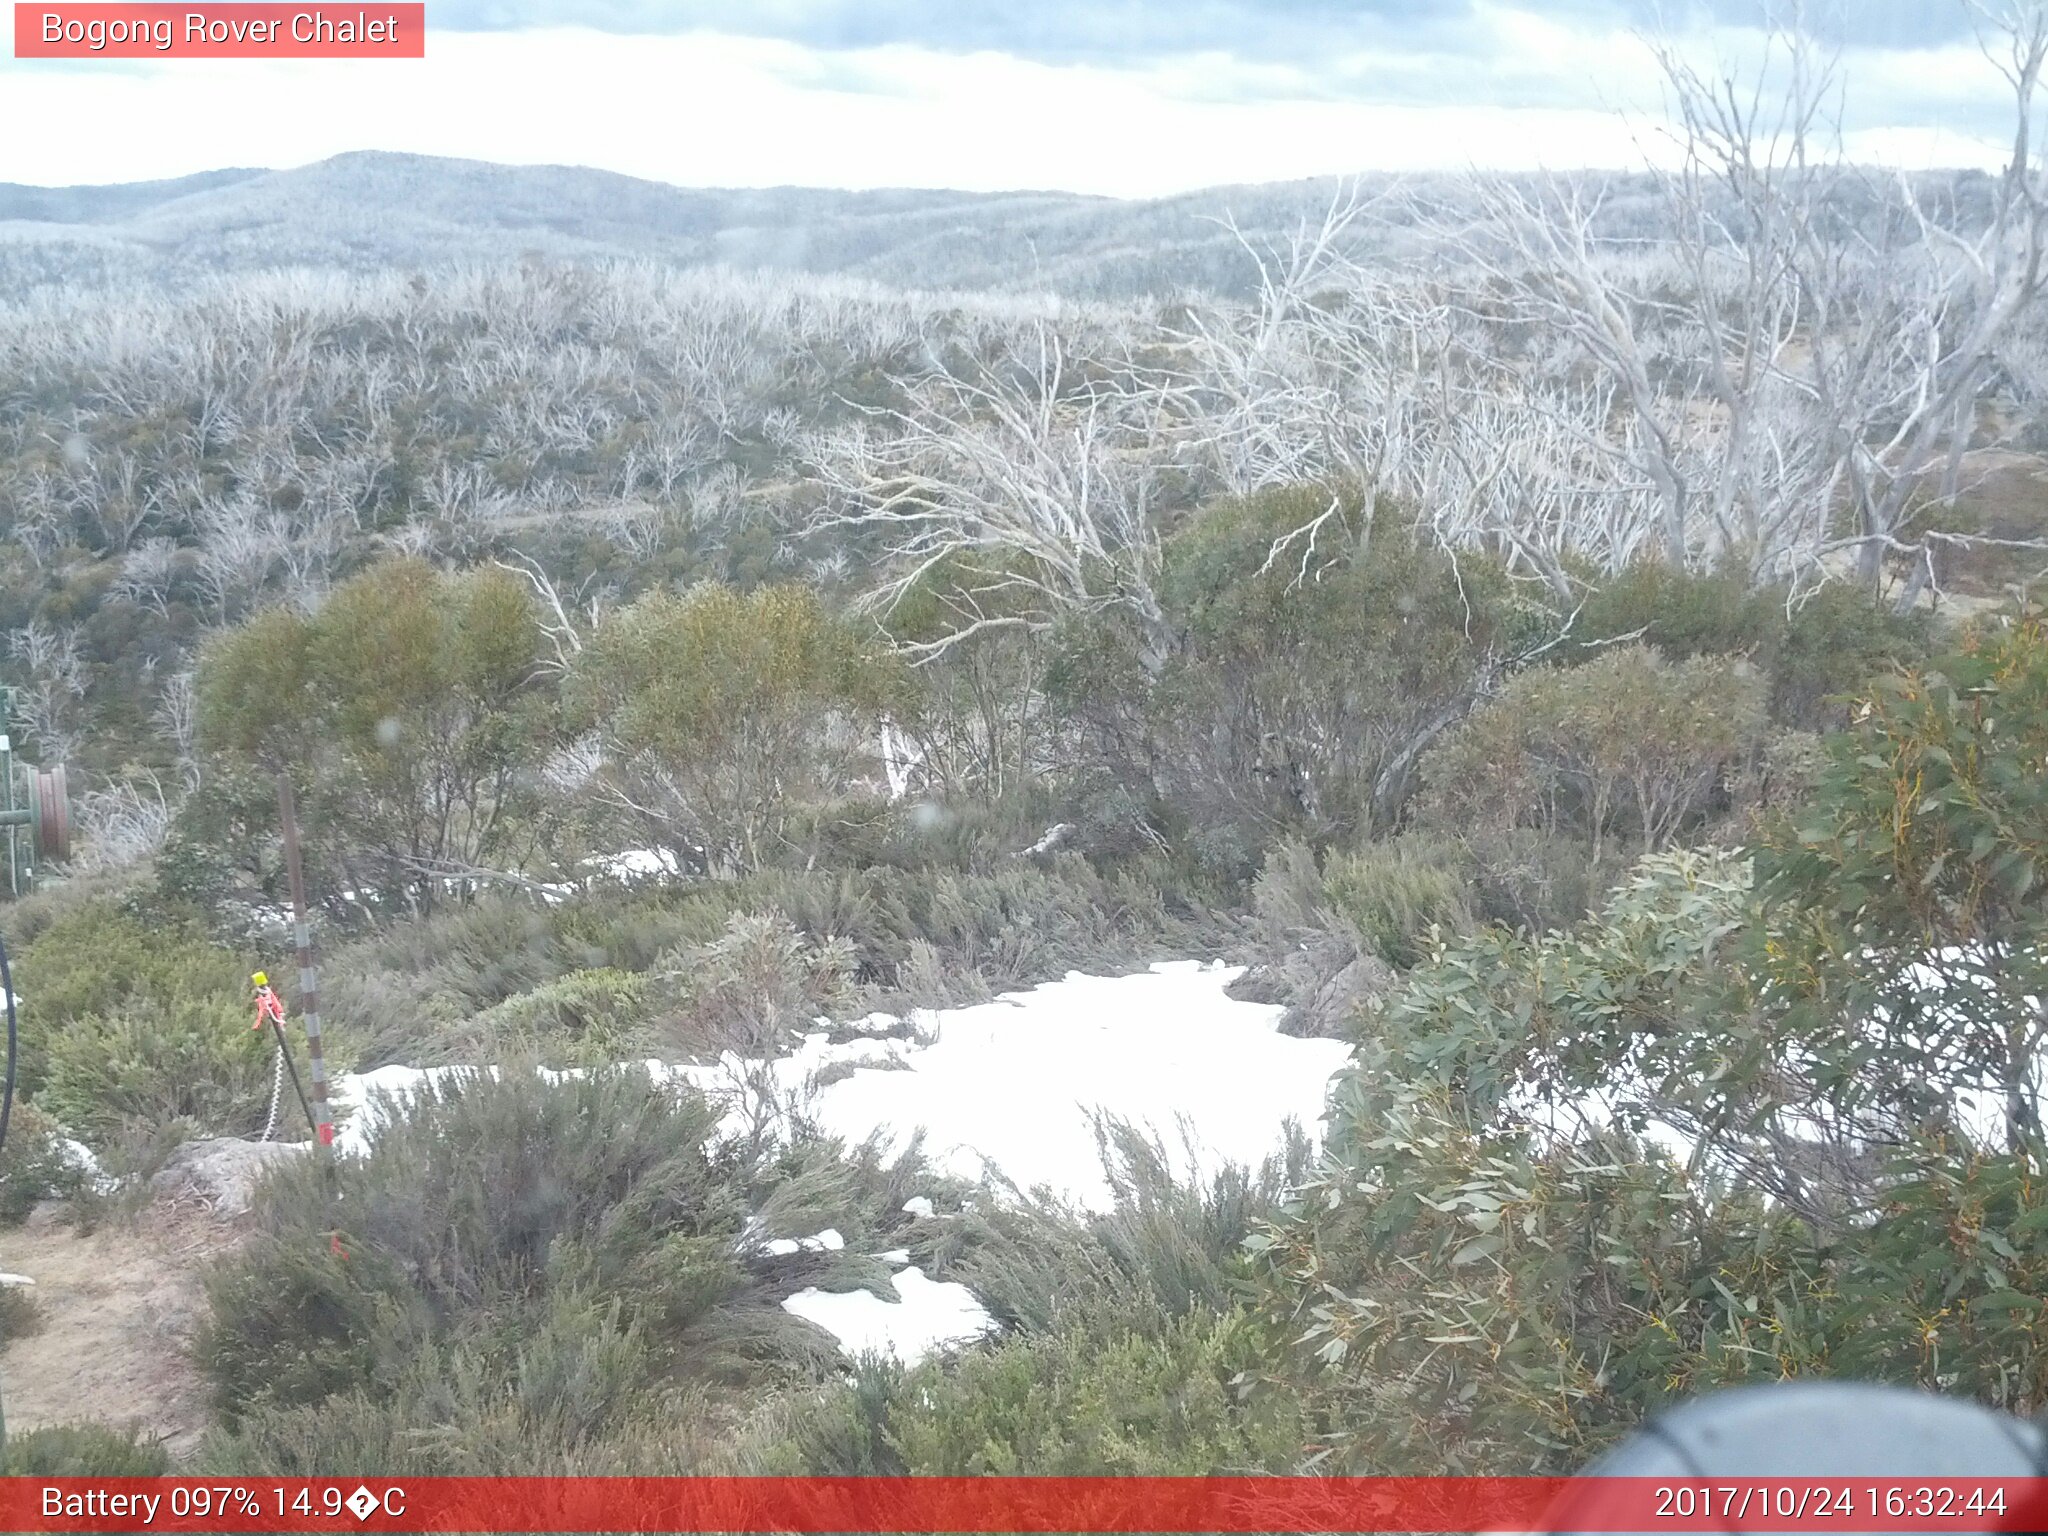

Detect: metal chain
260,1034,285,1143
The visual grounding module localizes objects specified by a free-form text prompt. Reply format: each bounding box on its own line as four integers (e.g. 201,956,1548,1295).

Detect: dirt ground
0,1206,224,1457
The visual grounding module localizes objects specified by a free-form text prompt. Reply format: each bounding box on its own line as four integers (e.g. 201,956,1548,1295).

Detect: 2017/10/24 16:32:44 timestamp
1651,1482,2013,1522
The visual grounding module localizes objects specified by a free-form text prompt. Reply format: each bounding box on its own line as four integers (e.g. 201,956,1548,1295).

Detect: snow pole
275,777,334,1148
0,923,15,1461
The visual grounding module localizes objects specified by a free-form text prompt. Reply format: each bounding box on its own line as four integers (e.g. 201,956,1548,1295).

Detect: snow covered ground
782,1265,997,1361
324,960,1352,1364
784,963,1350,1208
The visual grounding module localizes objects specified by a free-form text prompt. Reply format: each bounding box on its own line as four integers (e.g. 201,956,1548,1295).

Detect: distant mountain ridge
0,166,265,224
0,150,1404,301
8,150,1945,302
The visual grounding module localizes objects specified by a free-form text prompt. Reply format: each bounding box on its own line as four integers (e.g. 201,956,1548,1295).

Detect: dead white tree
1440,4,2048,596
812,327,1176,670
493,551,599,677
153,668,201,789
7,620,88,763
108,536,184,619
72,770,173,874
1824,0,2048,602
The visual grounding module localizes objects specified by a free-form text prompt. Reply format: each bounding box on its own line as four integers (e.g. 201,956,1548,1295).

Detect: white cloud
0,13,2011,195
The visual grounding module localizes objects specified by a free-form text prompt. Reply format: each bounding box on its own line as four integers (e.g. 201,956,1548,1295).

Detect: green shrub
11,897,252,1098
750,1126,1309,1477
39,994,275,1145
2,1422,171,1475
1251,853,1826,1473
887,1309,1302,1474
949,1119,1309,1339
326,854,1232,1069
1248,839,1325,950
1419,645,1768,861
1765,584,1932,725
196,1059,964,1475
197,558,561,912
8,892,283,1155
1572,563,1759,660
1319,836,1475,969
199,1065,752,1424
1254,1088,1817,1473
567,582,900,876
473,968,650,1064
201,1352,733,1477
1460,826,1603,934
660,914,857,1058
0,1281,42,1341
1135,492,1508,846
1572,566,1930,727
0,1100,87,1224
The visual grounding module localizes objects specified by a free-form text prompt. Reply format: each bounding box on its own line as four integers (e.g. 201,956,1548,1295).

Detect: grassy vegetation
317,852,1237,1070
194,1064,972,1474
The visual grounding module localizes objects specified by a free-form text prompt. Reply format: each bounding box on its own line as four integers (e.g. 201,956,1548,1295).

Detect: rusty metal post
276,776,334,1147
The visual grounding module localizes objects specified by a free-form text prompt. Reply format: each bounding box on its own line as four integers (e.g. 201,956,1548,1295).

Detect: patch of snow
797,963,1349,1210
582,847,686,882
0,1272,34,1287
781,1264,995,1365
1015,823,1073,858
901,1196,935,1218
876,1248,911,1264
758,1228,846,1257
55,1136,116,1194
328,1063,488,1158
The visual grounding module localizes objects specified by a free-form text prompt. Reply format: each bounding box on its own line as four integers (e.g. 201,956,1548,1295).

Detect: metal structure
0,686,69,896
277,776,334,1146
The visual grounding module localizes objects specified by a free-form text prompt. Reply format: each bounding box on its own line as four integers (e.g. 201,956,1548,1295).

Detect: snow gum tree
1759,613,2048,1158
194,557,556,910
566,582,900,876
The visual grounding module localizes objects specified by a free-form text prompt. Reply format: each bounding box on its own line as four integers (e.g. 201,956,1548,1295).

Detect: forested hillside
5,5,2048,1485
0,150,1936,300
0,151,1351,299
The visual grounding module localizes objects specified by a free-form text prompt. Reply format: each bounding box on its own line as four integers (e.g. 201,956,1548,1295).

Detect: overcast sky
0,0,2018,195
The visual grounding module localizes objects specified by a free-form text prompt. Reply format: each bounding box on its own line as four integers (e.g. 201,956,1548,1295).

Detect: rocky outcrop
148,1137,307,1217
1231,936,1396,1039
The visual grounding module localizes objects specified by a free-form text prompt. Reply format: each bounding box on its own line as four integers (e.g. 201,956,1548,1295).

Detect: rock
1297,952,1396,1037
1238,936,1396,1039
149,1137,308,1217
23,1199,68,1233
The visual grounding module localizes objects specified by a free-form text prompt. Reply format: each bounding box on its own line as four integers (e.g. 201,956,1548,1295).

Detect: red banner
5,1477,2048,1533
14,5,425,58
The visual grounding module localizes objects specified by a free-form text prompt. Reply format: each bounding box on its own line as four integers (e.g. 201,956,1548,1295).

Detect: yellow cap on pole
252,971,269,988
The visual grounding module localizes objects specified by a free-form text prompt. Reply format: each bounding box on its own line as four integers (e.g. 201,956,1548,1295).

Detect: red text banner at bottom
10,1477,2048,1533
